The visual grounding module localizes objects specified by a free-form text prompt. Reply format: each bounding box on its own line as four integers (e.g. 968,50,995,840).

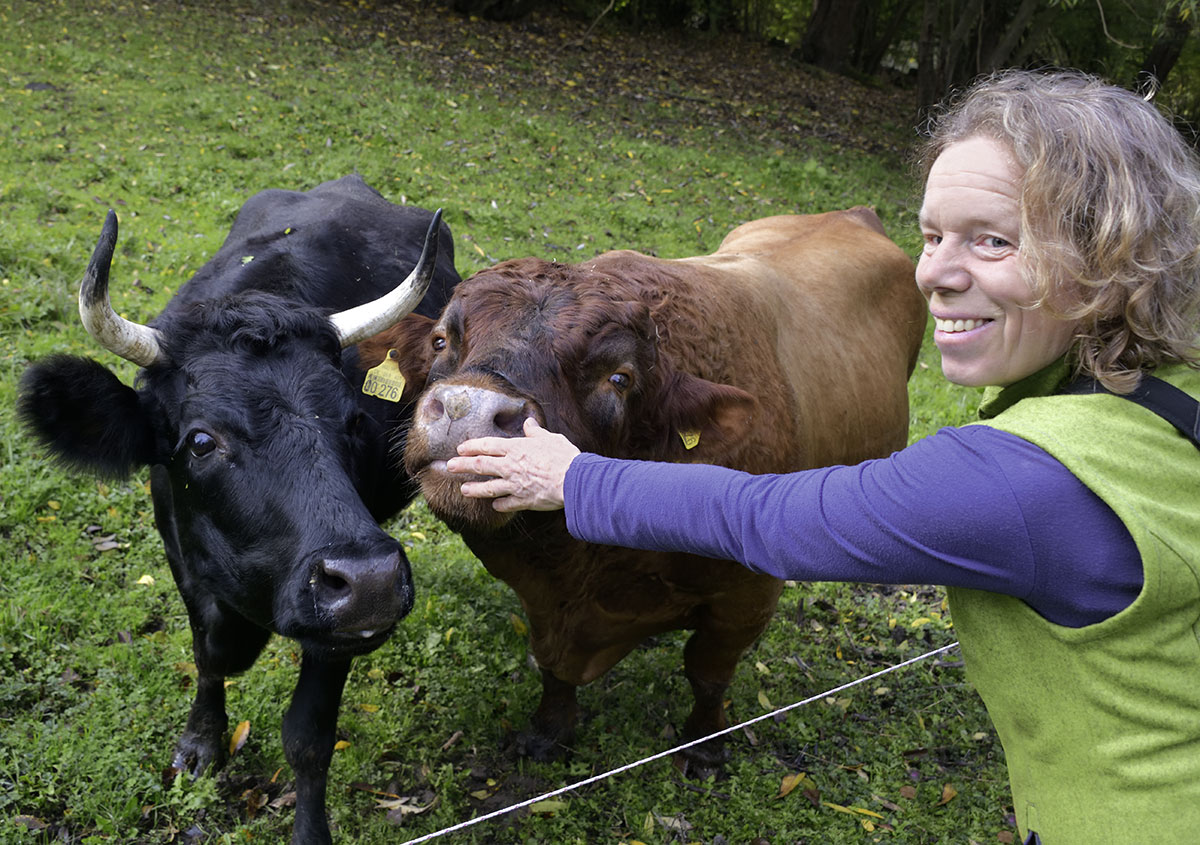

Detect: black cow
17,175,460,844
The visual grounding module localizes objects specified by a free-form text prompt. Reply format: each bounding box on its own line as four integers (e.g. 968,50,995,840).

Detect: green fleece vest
949,359,1200,844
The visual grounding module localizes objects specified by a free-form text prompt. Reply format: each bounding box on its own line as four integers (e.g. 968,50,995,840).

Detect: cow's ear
660,372,758,461
17,355,157,477
356,313,437,400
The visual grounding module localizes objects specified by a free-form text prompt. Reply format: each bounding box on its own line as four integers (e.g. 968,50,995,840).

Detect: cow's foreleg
173,600,271,777
518,668,579,761
283,652,351,845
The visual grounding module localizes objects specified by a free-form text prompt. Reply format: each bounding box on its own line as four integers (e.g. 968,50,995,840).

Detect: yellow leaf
47,501,61,510
529,799,567,815
229,720,250,756
410,531,426,541
861,819,876,831
333,740,351,751
937,783,958,806
852,806,885,819
822,801,856,815
910,617,931,629
469,789,491,800
360,703,379,713
510,613,527,636
776,772,808,798
757,689,773,710
754,660,770,675
136,574,155,586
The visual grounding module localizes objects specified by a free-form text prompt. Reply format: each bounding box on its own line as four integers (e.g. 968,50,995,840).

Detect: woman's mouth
934,317,992,333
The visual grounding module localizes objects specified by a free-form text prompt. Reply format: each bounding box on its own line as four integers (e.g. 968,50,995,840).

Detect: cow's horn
330,209,443,348
78,210,165,368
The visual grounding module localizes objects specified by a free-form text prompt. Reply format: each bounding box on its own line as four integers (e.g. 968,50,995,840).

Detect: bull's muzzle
419,383,533,440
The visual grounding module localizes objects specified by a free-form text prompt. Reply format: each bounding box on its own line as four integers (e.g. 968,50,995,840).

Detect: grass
1,1,1007,842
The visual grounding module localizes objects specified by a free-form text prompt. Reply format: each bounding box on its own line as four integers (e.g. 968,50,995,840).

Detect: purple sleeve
563,426,1140,627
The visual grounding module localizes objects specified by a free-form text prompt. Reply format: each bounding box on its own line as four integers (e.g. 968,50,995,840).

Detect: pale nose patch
444,389,472,421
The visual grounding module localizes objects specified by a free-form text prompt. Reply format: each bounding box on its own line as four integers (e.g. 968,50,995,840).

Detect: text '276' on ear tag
362,350,407,403
679,429,701,450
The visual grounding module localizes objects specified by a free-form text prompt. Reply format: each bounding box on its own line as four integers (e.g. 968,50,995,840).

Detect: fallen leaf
899,785,917,800
530,799,568,815
936,782,958,806
509,613,527,636
229,720,250,756
757,689,773,709
333,740,351,751
136,574,155,586
776,771,808,798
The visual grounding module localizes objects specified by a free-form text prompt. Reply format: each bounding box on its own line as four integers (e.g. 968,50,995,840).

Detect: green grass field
1,1,1007,842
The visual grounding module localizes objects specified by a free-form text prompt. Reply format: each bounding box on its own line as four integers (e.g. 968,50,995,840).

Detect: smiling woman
916,135,1079,388
449,68,1200,845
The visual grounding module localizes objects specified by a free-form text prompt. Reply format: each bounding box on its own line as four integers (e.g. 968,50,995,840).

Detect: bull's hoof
672,735,730,780
512,727,571,762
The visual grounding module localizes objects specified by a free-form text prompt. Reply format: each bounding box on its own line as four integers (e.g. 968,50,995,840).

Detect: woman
447,70,1200,844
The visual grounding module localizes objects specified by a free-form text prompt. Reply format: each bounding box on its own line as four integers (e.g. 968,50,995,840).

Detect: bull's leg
282,652,351,845
172,600,271,777
676,628,744,777
517,668,580,761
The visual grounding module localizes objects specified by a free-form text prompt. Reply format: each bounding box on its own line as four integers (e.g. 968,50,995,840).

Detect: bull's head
20,210,444,657
362,256,755,535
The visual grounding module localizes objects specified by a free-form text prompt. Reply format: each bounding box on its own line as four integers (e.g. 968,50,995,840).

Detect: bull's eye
609,372,631,391
187,430,217,458
431,335,447,352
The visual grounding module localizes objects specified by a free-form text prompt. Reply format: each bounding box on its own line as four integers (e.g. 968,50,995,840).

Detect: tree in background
453,0,1198,133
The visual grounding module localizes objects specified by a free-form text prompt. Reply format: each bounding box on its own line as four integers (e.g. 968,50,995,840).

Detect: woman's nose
916,241,970,294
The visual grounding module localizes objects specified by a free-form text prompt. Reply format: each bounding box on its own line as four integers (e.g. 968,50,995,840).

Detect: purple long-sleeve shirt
563,425,1143,628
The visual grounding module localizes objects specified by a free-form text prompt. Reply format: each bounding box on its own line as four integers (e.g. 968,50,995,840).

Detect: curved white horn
330,209,443,347
78,210,165,368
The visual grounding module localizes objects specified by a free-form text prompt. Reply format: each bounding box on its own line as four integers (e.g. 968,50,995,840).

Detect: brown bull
359,207,926,768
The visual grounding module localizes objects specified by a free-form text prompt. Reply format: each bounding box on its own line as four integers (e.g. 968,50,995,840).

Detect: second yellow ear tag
679,429,701,450
362,350,407,403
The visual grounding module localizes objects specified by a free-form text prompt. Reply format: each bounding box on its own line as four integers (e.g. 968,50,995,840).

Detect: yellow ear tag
679,429,701,450
362,349,407,403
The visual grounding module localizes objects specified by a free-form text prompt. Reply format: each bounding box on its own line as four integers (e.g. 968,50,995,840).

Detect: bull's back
595,208,925,471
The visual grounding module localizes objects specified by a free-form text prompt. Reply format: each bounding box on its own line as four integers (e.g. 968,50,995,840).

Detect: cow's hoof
170,732,226,779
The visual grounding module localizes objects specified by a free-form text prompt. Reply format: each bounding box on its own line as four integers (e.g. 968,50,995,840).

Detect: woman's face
916,135,1079,388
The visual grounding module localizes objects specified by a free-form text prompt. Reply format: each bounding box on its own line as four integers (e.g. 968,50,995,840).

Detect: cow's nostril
315,566,351,598
493,406,527,436
422,396,446,423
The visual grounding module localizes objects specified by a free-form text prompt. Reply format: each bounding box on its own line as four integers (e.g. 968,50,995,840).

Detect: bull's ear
660,372,758,461
17,355,157,477
355,313,437,400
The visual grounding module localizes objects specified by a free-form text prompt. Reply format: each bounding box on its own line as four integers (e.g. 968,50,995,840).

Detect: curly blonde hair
917,68,1200,392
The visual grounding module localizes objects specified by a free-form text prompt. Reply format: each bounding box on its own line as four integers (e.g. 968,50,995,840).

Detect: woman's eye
609,372,631,391
982,236,1012,249
188,431,217,458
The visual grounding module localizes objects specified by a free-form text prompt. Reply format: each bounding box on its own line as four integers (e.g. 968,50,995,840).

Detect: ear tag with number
679,429,701,450
362,349,407,403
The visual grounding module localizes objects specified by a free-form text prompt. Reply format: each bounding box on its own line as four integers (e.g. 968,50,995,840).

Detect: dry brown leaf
776,771,808,798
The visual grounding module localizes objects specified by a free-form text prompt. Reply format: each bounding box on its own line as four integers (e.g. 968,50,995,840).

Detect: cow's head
363,257,755,534
18,211,443,658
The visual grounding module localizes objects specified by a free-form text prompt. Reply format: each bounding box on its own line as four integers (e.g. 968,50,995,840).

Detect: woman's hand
446,418,581,512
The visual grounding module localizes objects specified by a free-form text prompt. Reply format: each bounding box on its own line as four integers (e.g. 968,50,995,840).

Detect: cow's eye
609,372,631,391
187,430,217,458
432,334,447,352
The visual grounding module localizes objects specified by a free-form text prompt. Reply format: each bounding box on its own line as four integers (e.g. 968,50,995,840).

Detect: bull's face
400,258,685,533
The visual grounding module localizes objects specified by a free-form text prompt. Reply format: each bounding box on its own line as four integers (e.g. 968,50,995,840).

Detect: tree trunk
1141,3,1194,88
799,0,868,73
916,0,943,110
982,0,1040,71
